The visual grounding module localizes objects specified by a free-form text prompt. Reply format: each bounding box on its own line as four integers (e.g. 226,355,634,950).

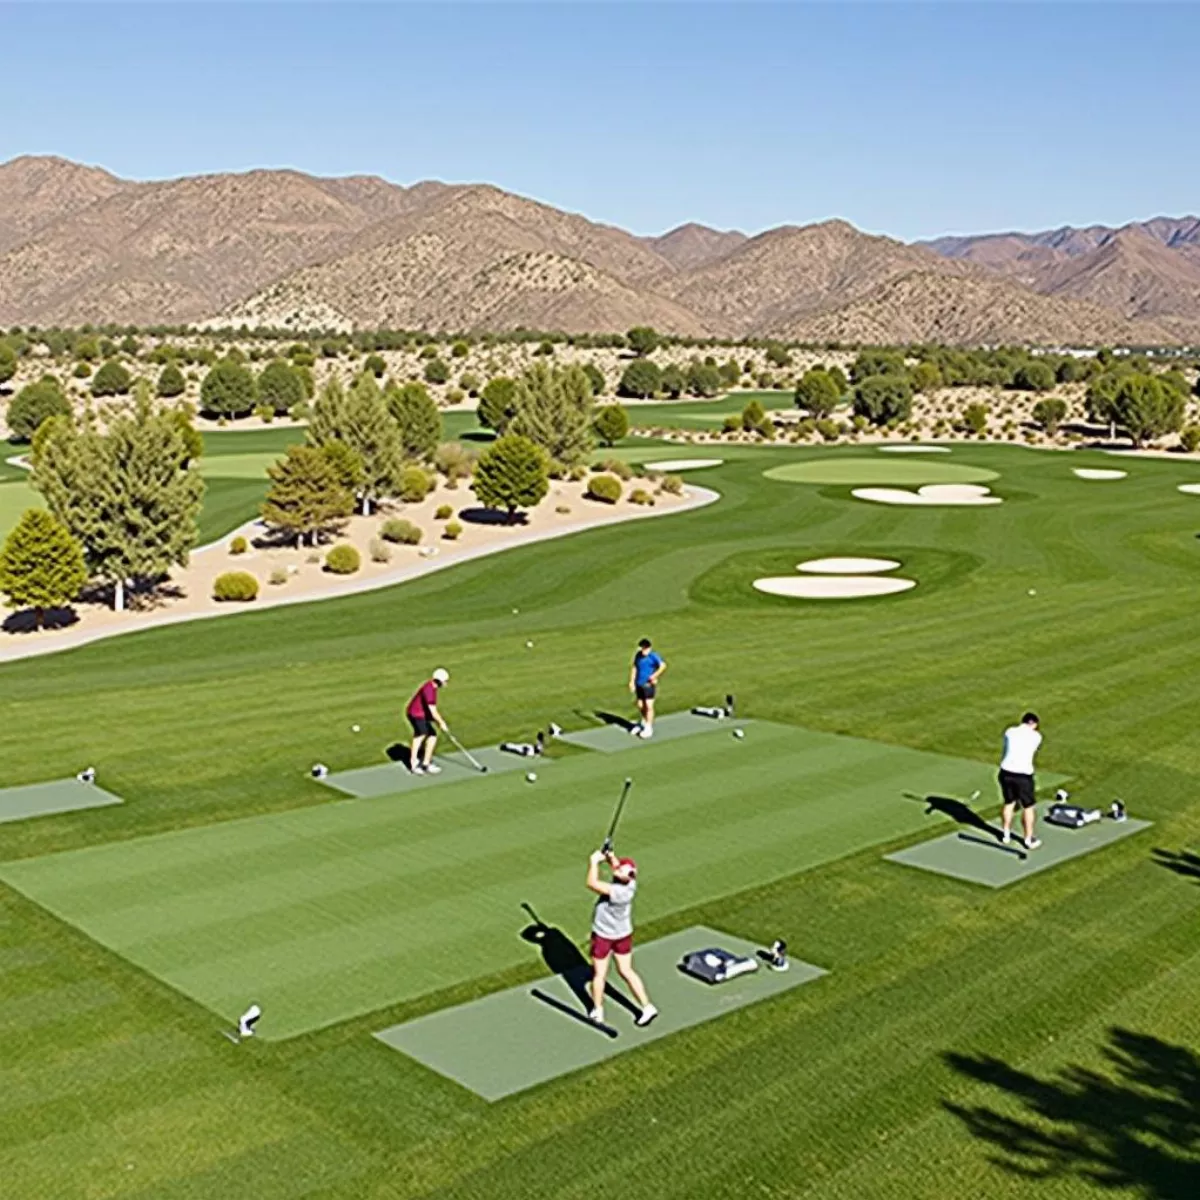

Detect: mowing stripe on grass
0,779,123,825
374,925,826,1100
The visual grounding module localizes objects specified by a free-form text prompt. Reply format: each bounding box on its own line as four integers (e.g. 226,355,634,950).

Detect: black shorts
409,715,436,738
635,683,656,701
999,769,1036,809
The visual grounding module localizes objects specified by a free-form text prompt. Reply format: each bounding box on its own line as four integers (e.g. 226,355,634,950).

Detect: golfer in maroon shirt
406,668,449,774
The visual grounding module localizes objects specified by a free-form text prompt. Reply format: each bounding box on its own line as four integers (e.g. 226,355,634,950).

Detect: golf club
601,777,633,853
445,728,488,773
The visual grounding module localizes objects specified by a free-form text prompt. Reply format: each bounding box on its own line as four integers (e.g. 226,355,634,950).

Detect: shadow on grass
944,1027,1200,1198
1152,847,1200,883
906,790,999,838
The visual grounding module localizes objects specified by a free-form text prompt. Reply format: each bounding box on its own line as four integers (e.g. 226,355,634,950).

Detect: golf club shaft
602,777,633,852
445,728,486,773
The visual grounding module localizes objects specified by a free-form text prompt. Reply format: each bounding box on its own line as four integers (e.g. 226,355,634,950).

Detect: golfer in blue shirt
629,637,666,739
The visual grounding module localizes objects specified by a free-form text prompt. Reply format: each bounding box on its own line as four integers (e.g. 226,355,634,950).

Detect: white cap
432,668,449,684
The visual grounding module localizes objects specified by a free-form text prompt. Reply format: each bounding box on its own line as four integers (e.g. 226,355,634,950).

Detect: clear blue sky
4,2,1198,240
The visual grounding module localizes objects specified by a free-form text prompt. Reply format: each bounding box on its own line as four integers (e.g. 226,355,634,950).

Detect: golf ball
733,729,745,739
351,724,361,733
512,607,519,614
526,772,538,782
526,640,534,648
1028,589,1037,596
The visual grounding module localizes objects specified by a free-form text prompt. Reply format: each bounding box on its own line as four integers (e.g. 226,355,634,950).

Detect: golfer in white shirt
999,712,1043,850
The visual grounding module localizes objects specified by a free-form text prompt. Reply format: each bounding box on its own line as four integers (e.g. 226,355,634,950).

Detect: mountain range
2,155,1198,346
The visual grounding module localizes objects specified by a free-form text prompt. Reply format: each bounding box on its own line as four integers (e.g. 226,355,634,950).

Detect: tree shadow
458,507,528,527
906,791,1000,838
1,606,79,634
1152,847,1200,883
944,1027,1200,1198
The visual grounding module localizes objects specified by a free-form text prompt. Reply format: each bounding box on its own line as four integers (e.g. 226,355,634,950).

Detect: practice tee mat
885,811,1151,887
558,710,755,753
322,745,538,798
374,925,826,1100
0,779,123,825
0,722,1008,1040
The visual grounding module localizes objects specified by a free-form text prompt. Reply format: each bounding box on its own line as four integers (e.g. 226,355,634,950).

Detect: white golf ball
1028,589,1037,596
526,640,534,648
733,729,745,739
351,724,361,733
526,772,537,782
512,607,519,614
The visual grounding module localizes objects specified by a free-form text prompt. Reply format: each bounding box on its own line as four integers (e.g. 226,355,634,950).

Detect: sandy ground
796,557,900,574
877,445,950,454
1177,483,1200,494
641,457,724,471
0,480,715,663
851,484,1003,507
754,575,917,599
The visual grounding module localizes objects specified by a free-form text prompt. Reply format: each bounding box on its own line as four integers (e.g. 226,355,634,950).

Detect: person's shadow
520,911,639,1017
385,743,412,767
909,792,1001,839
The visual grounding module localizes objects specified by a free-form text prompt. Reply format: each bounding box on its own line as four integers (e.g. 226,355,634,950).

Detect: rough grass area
1,441,1198,1198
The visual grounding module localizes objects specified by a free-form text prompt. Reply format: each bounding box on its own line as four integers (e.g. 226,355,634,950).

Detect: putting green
0,721,1002,1039
0,778,124,824
764,458,998,486
196,452,278,480
375,925,826,1100
886,810,1151,887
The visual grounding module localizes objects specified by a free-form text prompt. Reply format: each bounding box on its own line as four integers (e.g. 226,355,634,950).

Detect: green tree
851,349,906,382
261,444,353,545
618,359,661,399
827,365,849,394
7,376,70,442
660,364,685,398
0,342,16,385
364,353,387,378
0,508,87,628
794,368,840,417
1086,369,1128,437
509,362,595,465
854,375,913,426
170,407,204,465
423,357,450,385
320,439,364,496
764,341,792,368
910,361,943,394
90,359,132,397
1012,361,1056,392
472,434,549,520
594,403,630,447
257,359,305,416
200,358,257,418
626,326,659,356
1114,374,1184,447
686,360,722,397
1031,397,1068,434
582,362,606,396
386,380,442,461
479,377,518,432
742,398,766,428
75,337,100,362
156,362,186,398
450,340,470,359
307,374,403,515
718,359,740,387
959,402,989,435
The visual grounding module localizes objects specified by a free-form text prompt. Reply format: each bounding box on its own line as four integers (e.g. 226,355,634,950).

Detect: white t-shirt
1000,724,1042,775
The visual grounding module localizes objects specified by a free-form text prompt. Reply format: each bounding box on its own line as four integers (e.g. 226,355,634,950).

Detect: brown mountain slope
0,155,129,254
776,271,1181,346
0,166,424,326
658,220,968,336
646,223,747,272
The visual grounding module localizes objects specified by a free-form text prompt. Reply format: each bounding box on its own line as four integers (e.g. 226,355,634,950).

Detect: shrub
364,353,387,377
443,519,463,540
446,388,465,406
1180,425,1200,453
618,359,661,399
324,544,361,575
658,473,683,495
369,537,392,564
229,535,248,555
156,362,186,398
594,403,629,446
629,488,654,506
959,402,989,435
555,504,572,514
434,440,474,485
1031,397,1068,434
722,414,743,433
381,518,423,545
72,361,92,379
598,456,633,481
200,359,257,417
398,465,433,503
7,377,70,442
435,504,453,519
213,571,259,602
423,357,450,385
816,418,840,442
586,473,622,504
254,403,275,423
459,372,482,395
450,340,470,359
269,567,288,586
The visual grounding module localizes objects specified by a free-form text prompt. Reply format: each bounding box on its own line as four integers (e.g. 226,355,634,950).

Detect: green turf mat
885,810,1152,887
0,723,1013,1039
374,925,826,1100
558,710,752,753
0,779,124,825
322,745,539,798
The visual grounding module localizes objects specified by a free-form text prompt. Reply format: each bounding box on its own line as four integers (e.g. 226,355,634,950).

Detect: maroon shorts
591,932,633,959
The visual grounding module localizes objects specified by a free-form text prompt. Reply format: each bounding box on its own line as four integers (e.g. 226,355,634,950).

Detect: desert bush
1031,397,1068,434
369,537,392,564
381,518,423,545
443,519,463,540
1179,425,1200,453
229,535,248,555
555,504,571,514
364,353,386,378
723,414,743,433
446,388,465,405
435,504,453,520
269,567,288,586
594,403,629,446
7,377,70,442
90,359,132,397
72,361,91,379
213,571,259,602
398,465,433,503
450,340,470,359
324,544,361,575
156,363,185,397
254,403,275,423
569,464,588,481
423,358,450,384
959,402,990,435
459,372,482,395
629,488,655,506
598,457,633,481
586,473,622,504
434,440,474,485
816,418,840,442
658,473,683,495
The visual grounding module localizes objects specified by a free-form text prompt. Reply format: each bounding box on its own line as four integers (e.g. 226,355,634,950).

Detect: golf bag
691,706,728,720
679,947,759,984
500,733,544,758
1046,802,1101,829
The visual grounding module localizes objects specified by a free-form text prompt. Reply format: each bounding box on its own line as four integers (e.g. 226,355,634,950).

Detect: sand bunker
642,458,724,471
1073,468,1127,480
796,557,900,574
877,445,950,454
754,575,917,599
852,484,1002,507
1178,484,1200,495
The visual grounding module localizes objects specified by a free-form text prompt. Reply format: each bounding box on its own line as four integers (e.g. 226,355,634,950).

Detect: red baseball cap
615,857,637,877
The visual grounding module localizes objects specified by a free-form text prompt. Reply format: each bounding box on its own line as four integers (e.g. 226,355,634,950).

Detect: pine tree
386,380,442,461
508,362,594,466
472,434,549,520
261,444,353,544
479,377,517,432
0,508,87,628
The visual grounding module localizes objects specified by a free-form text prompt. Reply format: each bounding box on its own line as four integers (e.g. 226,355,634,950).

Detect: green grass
626,389,797,429
0,477,38,538
1,440,1198,1197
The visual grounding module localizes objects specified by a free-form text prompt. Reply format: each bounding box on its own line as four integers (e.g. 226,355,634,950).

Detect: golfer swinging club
407,668,450,775
999,711,1043,850
586,848,657,1028
629,637,665,739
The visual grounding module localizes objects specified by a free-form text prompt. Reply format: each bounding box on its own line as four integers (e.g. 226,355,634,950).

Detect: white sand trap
796,556,900,574
642,458,723,471
878,445,950,454
1073,468,1127,480
852,484,1002,507
1177,484,1200,495
754,575,916,599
